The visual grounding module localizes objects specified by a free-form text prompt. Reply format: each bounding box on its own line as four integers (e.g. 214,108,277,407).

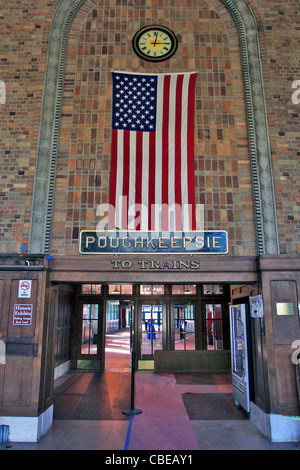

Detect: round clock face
132,25,178,62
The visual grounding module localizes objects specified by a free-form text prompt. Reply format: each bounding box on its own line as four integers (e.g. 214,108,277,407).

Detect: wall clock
132,25,178,62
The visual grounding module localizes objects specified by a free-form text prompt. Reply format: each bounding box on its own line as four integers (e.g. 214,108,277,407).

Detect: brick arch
28,0,279,256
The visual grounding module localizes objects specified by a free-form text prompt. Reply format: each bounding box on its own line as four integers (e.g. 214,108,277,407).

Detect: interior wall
51,0,257,257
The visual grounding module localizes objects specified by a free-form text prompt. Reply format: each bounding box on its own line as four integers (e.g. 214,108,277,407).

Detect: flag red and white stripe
108,71,197,231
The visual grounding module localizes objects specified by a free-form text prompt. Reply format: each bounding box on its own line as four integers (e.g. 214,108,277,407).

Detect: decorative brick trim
221,0,279,255
28,0,88,254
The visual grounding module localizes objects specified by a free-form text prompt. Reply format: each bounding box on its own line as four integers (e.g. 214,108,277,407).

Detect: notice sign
13,304,33,326
18,280,32,298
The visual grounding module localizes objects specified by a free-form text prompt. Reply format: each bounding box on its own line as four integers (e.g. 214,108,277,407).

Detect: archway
29,0,279,256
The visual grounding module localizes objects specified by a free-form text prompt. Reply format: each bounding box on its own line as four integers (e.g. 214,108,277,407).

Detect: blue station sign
79,230,228,255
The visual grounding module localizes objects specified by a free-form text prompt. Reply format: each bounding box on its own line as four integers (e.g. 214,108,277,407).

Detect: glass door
138,301,165,362
78,302,101,369
205,303,223,350
173,303,195,350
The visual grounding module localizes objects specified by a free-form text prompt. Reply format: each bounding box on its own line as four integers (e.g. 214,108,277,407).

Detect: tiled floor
1,329,299,451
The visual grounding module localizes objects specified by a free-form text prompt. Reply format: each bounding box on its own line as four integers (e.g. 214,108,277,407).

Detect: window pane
172,285,183,295
109,284,133,295
109,284,121,294
174,305,195,350
91,284,102,294
120,284,133,295
82,284,92,294
141,304,163,357
183,285,196,295
81,304,98,355
206,304,223,350
106,300,119,332
152,285,164,295
172,285,196,295
203,285,223,295
140,285,164,295
140,285,152,295
82,284,102,294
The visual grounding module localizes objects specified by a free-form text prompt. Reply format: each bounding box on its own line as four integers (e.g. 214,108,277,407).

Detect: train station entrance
49,276,261,438
46,253,262,385
58,281,240,375
1,253,299,443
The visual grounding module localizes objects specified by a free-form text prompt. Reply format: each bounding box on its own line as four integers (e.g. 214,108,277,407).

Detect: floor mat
175,372,232,385
182,393,248,420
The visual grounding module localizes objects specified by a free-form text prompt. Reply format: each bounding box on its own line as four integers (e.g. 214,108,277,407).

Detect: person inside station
179,318,187,340
147,319,156,340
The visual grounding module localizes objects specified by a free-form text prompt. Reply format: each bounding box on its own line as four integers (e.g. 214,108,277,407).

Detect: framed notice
13,304,33,326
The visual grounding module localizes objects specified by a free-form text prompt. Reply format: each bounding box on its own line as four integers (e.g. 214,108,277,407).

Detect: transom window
203,285,223,295
140,285,165,295
108,284,133,295
82,284,102,294
172,285,196,295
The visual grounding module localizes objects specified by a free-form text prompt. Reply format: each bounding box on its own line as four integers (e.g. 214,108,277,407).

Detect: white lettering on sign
18,280,32,298
13,304,33,326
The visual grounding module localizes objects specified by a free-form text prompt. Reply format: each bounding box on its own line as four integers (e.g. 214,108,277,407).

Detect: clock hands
150,42,170,45
150,32,170,47
133,26,178,61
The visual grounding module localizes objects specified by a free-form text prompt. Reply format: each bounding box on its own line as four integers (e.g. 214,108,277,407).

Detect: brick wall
0,0,58,254
249,1,300,254
0,0,299,256
52,0,256,256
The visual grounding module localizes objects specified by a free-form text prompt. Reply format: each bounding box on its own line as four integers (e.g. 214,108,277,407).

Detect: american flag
108,71,197,231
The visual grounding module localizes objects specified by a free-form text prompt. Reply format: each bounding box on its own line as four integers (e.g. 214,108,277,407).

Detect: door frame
200,299,230,350
76,300,104,370
170,300,197,351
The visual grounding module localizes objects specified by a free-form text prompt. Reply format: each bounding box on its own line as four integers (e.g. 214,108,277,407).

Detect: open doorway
104,299,132,371
49,281,258,425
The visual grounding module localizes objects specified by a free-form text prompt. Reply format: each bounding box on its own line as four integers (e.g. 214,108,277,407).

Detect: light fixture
112,285,120,294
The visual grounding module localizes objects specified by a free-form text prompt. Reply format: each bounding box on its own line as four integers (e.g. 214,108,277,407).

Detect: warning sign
13,304,33,326
18,280,32,298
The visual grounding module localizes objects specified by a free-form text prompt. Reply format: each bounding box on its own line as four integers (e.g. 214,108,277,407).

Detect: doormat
182,393,248,420
175,372,232,385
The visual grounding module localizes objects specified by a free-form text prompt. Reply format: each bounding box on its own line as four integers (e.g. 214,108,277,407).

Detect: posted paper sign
18,280,32,298
13,304,33,326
